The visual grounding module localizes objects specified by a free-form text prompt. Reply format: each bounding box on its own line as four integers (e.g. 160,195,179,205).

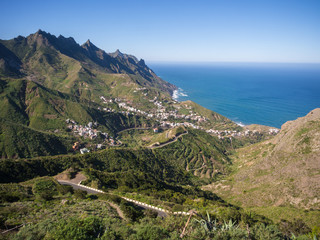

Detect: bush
217,207,241,223
133,221,169,240
252,223,285,240
46,216,103,240
57,184,74,195
120,201,144,222
279,219,311,237
144,209,158,218
32,179,57,200
74,189,87,199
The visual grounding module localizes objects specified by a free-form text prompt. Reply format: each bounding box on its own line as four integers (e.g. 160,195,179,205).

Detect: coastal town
66,94,279,154
98,94,280,139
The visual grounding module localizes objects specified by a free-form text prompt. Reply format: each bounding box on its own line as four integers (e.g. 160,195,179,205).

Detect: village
98,95,280,139
65,119,122,154
64,93,280,155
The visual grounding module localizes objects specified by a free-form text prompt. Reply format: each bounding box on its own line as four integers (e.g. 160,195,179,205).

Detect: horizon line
147,60,320,65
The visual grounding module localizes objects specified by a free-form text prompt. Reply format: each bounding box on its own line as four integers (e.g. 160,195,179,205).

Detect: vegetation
0,30,319,239
1,178,317,240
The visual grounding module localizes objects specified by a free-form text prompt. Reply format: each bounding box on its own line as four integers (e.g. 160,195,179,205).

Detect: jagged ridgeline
0,30,175,101
0,30,240,159
0,30,179,158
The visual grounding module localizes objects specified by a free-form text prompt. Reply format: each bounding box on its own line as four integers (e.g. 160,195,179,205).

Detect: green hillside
0,119,73,159
1,30,318,238
0,30,176,104
0,78,156,158
153,129,231,180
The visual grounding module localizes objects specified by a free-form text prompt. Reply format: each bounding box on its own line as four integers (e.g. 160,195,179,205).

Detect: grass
246,206,320,229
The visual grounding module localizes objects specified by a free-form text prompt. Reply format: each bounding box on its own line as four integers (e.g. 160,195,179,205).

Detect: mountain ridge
0,30,176,99
204,108,320,210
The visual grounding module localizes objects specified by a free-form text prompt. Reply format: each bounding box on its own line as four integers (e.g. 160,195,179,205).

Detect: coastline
172,87,248,127
153,62,320,128
172,88,188,101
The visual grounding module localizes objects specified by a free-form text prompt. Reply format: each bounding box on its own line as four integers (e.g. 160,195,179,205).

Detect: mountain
204,108,320,210
0,30,243,159
0,30,176,103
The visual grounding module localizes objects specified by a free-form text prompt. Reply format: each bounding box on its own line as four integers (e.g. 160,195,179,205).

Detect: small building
72,142,80,150
153,128,159,133
80,148,90,154
97,144,103,149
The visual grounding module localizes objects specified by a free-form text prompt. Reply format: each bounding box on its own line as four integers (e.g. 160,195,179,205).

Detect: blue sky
1,0,319,63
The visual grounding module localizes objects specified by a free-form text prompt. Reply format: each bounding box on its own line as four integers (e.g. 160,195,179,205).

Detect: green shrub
74,189,87,199
132,220,169,240
119,201,144,222
32,179,57,200
57,184,74,195
279,219,311,238
252,223,284,240
46,216,103,240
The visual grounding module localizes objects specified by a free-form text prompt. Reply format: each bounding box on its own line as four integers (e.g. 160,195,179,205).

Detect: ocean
150,62,320,128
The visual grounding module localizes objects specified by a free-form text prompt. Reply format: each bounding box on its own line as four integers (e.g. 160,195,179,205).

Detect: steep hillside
153,129,231,180
179,100,241,130
0,78,155,158
0,30,248,159
0,30,176,103
0,119,73,159
204,108,320,210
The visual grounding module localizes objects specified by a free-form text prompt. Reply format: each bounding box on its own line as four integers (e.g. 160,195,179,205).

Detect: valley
0,30,319,239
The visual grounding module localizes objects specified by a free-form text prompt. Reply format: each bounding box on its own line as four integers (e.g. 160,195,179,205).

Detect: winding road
58,180,169,217
148,131,188,149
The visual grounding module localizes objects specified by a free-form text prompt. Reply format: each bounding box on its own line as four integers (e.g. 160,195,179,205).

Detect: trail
107,201,126,220
187,163,207,172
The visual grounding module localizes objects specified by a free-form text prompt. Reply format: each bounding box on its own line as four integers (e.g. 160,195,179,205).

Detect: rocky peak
111,49,123,58
27,29,51,47
81,39,99,51
138,59,146,67
57,35,77,45
35,29,46,35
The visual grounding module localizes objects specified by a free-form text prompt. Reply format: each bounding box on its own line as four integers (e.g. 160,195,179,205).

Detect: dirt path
187,163,207,172
108,201,126,220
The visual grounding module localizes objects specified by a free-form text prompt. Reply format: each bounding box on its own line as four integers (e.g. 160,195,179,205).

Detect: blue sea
150,62,320,128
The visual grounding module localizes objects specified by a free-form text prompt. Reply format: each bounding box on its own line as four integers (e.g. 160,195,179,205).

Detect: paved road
58,181,102,194
58,181,167,217
148,131,188,149
129,201,167,217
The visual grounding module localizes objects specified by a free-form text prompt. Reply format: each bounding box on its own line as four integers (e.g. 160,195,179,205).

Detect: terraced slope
153,129,231,179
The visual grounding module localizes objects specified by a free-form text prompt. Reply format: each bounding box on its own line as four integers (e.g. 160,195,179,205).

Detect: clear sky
1,0,319,63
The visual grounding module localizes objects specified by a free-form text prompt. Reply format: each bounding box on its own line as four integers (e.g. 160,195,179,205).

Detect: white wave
172,88,188,101
172,90,179,100
235,121,246,127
